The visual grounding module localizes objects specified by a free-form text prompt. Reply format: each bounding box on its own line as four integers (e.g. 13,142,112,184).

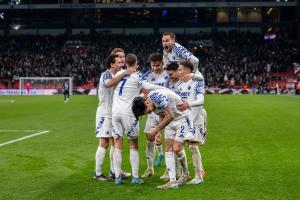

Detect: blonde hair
111,48,125,55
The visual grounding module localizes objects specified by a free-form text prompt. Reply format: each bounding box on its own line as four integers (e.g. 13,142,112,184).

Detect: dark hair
126,53,137,67
148,53,163,63
106,54,119,69
166,62,179,71
162,32,176,40
179,61,194,72
132,96,147,120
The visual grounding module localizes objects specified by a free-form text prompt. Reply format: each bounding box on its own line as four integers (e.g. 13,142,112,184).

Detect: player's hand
141,88,150,96
177,100,189,111
155,131,162,144
147,128,157,141
182,74,192,82
124,68,136,76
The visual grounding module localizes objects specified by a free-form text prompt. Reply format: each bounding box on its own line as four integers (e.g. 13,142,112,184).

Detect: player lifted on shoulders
162,32,202,76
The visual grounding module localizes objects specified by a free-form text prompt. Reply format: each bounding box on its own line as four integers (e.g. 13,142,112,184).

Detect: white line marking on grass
0,130,50,147
0,99,15,103
0,130,46,132
279,95,300,99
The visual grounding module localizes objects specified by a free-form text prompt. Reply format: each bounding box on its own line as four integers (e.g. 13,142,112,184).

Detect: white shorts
112,113,139,139
144,112,159,133
95,115,112,138
192,108,207,144
164,116,194,142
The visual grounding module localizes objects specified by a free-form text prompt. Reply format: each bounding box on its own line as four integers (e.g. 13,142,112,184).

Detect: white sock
109,146,115,174
156,144,164,155
113,149,122,179
130,149,139,178
165,152,176,182
177,149,189,175
189,145,203,179
95,146,106,176
146,141,155,171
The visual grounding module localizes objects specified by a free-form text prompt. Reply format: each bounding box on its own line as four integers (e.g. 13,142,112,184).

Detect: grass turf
0,95,299,200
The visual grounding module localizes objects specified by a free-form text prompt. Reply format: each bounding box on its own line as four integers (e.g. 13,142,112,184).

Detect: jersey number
119,78,127,96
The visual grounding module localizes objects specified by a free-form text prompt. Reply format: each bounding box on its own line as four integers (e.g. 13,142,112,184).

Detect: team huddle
93,32,207,190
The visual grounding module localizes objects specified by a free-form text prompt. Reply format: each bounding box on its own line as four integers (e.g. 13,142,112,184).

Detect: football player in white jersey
94,54,135,181
132,89,194,190
112,54,163,185
177,61,207,185
141,53,168,178
109,48,132,179
162,32,201,76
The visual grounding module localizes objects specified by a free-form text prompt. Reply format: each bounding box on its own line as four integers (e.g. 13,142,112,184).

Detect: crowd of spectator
0,31,299,89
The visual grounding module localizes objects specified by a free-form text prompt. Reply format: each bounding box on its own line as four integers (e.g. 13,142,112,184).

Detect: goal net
19,77,73,95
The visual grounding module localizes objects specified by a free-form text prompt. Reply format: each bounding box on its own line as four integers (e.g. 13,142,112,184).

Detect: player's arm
105,69,134,88
148,107,174,140
182,72,204,82
156,107,174,132
140,81,165,91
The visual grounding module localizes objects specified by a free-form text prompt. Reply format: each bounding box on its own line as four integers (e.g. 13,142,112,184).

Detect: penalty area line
0,130,50,148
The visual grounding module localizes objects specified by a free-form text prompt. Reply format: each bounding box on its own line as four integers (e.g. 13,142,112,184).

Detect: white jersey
177,79,205,125
165,78,181,94
148,89,189,120
97,70,114,117
142,70,169,87
163,42,200,74
112,69,163,116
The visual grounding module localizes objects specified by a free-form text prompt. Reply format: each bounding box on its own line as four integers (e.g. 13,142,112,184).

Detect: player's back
98,70,114,117
112,69,142,116
148,88,189,120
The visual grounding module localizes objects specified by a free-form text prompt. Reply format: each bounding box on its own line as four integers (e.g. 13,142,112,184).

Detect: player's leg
142,114,156,177
66,91,70,101
109,137,131,179
94,115,112,181
173,140,189,185
112,114,125,185
174,118,193,185
157,124,178,190
155,132,164,167
200,108,208,145
126,115,143,184
187,140,204,185
157,137,178,189
64,91,67,103
128,138,143,184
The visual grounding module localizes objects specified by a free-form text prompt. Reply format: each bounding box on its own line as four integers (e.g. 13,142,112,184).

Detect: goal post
19,77,73,95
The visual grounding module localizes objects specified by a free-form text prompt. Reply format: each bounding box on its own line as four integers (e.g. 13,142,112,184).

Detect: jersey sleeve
148,91,170,111
140,70,152,81
188,81,205,107
172,43,199,72
102,71,112,87
194,80,205,95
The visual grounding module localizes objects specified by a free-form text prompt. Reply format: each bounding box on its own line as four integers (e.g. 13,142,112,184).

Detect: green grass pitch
0,95,299,200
